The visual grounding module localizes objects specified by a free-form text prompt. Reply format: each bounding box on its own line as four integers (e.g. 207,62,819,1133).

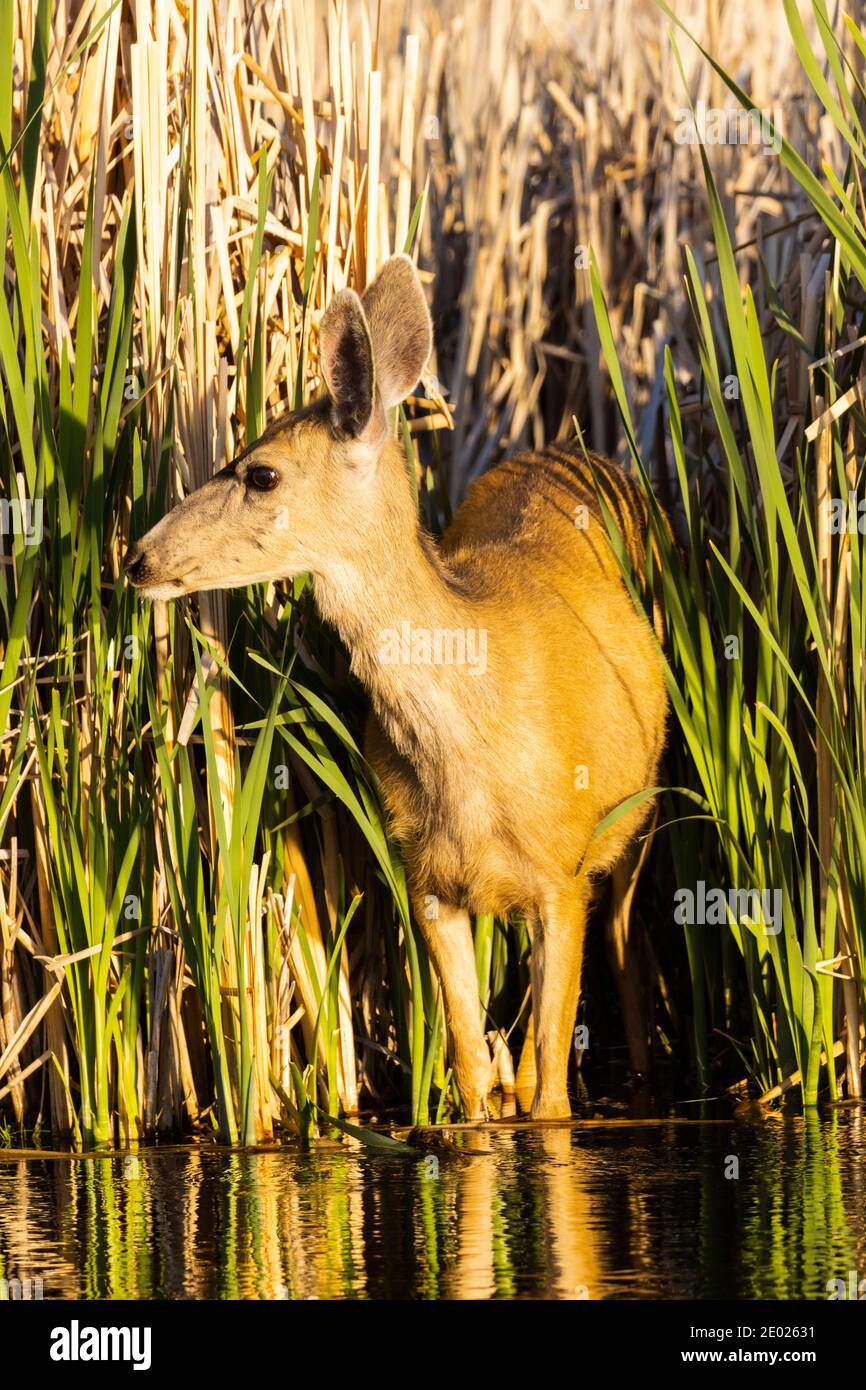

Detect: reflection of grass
723,1114,856,1300
75,1158,153,1299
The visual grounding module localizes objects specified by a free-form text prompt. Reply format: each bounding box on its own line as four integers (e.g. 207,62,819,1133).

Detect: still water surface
1,1112,864,1299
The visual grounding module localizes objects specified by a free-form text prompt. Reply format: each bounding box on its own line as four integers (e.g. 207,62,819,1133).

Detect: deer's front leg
413,898,491,1119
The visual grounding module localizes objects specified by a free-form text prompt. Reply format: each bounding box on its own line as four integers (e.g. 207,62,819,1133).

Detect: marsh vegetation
0,0,864,1160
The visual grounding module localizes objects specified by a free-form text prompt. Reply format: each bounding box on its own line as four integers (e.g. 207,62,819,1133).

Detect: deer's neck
312,467,486,774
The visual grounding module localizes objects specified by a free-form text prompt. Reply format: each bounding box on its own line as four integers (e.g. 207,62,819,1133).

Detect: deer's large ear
360,255,432,408
318,289,376,439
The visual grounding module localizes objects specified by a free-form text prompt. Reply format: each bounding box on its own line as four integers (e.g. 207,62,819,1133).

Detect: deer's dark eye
247,466,279,492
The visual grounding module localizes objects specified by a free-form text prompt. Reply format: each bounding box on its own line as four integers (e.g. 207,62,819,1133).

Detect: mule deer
126,254,667,1120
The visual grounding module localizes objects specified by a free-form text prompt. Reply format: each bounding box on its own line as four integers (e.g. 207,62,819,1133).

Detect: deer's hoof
458,1071,492,1121
530,1091,572,1121
463,1095,489,1122
459,1073,491,1121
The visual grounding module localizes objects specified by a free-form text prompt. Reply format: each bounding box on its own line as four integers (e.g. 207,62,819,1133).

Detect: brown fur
126,255,667,1120
357,440,666,908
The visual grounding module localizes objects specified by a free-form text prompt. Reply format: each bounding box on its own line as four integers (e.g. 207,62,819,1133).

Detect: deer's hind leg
530,878,594,1119
413,897,492,1120
605,809,658,1078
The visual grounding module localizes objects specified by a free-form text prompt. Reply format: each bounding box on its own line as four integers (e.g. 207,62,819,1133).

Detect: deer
125,254,668,1121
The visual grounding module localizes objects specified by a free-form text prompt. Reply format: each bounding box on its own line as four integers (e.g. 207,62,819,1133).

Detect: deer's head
124,255,432,599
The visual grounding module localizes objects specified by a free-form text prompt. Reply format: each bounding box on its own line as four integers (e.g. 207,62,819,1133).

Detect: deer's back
441,442,654,578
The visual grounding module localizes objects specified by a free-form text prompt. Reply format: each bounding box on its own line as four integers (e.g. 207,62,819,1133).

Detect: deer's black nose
124,542,146,583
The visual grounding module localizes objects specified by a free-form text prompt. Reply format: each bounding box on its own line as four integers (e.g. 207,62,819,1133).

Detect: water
1,1112,864,1300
